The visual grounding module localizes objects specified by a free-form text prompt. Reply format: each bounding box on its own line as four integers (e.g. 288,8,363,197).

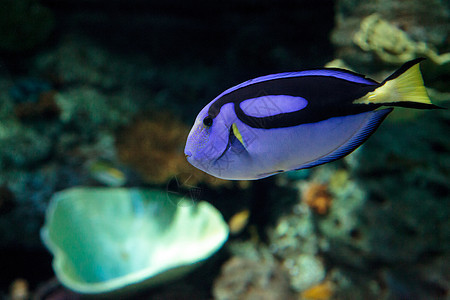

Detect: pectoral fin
232,123,247,149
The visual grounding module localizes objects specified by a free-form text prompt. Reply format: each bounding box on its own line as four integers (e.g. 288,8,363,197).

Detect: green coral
267,204,326,292
55,87,133,134
0,82,52,169
0,121,51,169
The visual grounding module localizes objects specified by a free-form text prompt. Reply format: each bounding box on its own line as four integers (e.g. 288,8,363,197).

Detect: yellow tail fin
354,58,440,109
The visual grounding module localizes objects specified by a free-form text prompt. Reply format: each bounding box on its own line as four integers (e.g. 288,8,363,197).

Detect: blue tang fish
185,58,440,180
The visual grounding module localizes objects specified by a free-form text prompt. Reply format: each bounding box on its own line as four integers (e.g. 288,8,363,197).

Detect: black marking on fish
208,75,380,129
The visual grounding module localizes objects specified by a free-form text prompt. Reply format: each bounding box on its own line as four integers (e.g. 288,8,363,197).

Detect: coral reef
269,122,449,297
267,202,326,292
116,115,188,184
213,242,294,300
332,0,450,74
41,187,229,295
301,183,333,215
0,166,60,248
9,278,29,300
116,114,231,187
353,13,450,65
349,109,450,264
14,90,60,121
0,121,52,169
0,1,447,299
295,125,449,267
55,87,131,133
283,254,326,292
9,78,52,104
0,36,157,250
213,256,293,300
300,281,334,300
0,78,54,170
228,209,250,235
303,164,373,268
326,7,449,295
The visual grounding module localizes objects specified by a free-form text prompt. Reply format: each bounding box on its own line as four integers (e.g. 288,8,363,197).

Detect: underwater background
0,0,449,299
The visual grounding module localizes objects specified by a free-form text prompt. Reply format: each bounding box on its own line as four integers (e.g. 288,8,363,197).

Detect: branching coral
267,206,326,292
353,14,450,65
213,244,294,300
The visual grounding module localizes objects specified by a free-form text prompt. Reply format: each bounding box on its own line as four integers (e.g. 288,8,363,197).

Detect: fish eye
203,116,213,127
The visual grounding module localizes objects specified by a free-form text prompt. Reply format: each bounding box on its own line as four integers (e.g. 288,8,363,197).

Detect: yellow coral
228,209,250,235
324,59,353,70
353,13,450,65
329,169,349,192
10,278,29,300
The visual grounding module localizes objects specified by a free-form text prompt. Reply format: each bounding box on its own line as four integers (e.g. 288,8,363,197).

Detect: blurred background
0,0,449,299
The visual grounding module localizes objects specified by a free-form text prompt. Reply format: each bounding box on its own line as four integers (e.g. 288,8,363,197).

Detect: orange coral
300,281,334,300
116,113,230,187
302,183,333,215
